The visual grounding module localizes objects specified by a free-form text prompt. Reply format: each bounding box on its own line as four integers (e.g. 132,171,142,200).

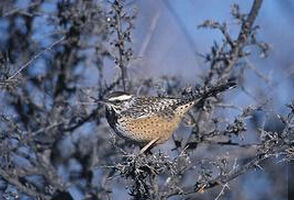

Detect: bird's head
99,91,133,113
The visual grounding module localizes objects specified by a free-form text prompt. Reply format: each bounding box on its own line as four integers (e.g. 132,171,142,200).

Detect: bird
99,81,236,154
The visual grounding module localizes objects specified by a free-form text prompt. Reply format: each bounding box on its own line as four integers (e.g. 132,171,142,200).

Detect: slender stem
7,36,65,81
114,1,127,91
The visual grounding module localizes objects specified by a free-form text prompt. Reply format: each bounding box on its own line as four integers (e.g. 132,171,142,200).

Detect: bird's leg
182,113,196,127
139,138,159,154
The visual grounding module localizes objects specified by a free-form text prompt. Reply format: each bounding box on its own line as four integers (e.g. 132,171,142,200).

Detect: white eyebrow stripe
108,94,132,101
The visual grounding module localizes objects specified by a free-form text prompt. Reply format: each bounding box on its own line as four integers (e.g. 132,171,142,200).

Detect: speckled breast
115,114,182,143
115,101,195,143
106,98,195,144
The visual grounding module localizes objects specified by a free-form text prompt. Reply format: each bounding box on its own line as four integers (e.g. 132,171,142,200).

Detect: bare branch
7,36,65,81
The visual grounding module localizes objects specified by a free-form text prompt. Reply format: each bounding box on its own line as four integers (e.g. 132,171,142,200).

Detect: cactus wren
100,82,236,153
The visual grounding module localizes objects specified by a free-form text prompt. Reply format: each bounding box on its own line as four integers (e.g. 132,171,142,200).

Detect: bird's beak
97,99,107,104
96,99,112,106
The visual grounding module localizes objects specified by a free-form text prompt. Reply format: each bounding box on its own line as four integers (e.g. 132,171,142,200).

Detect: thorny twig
108,0,135,91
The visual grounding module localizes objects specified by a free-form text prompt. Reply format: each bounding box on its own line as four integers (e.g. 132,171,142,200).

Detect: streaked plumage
101,82,236,152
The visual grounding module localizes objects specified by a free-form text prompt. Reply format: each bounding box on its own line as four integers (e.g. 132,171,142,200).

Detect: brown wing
122,97,180,119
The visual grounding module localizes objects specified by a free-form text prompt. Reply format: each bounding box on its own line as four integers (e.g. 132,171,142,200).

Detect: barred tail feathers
182,81,236,104
200,81,236,100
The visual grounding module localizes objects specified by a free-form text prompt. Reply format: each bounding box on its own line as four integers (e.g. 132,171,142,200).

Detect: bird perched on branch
99,81,236,153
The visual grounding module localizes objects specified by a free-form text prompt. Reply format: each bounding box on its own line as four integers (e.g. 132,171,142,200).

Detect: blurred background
0,0,292,199
133,0,294,107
